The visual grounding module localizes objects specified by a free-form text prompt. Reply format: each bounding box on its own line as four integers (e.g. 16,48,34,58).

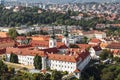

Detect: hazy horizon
5,0,120,4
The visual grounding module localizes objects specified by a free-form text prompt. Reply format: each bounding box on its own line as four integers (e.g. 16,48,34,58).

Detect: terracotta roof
6,46,90,63
93,46,102,51
57,42,68,49
74,68,80,73
47,48,90,62
83,30,104,35
0,37,15,48
111,49,120,55
89,38,101,43
0,32,9,37
100,43,108,48
30,40,68,49
42,47,59,53
6,47,47,57
40,69,47,74
0,48,6,54
47,53,77,62
28,35,50,41
77,44,91,50
30,40,49,47
107,42,120,49
16,36,26,40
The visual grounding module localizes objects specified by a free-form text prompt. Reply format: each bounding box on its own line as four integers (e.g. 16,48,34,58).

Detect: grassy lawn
3,61,34,69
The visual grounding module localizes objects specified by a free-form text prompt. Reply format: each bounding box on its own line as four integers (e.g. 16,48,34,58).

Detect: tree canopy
34,54,42,70
10,53,18,63
99,49,112,60
8,28,18,39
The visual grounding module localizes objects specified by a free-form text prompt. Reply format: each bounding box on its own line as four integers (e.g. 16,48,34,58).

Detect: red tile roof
48,49,90,62
89,38,101,43
93,46,102,51
74,68,80,73
6,47,47,57
40,69,47,74
0,48,6,54
77,44,91,50
30,40,49,47
57,42,68,49
107,42,120,49
0,32,9,37
16,36,26,40
42,47,59,53
48,53,77,62
0,37,15,48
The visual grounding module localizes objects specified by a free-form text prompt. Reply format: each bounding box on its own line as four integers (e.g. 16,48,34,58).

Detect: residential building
0,37,15,48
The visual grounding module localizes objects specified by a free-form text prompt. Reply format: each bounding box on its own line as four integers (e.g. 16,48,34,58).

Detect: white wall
48,60,76,73
6,53,34,66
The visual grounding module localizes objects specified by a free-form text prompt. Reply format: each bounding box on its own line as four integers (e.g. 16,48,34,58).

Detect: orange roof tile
30,40,49,47
6,47,47,57
47,53,77,62
107,42,120,49
77,44,91,50
89,38,101,43
0,32,9,37
16,36,26,40
28,35,50,41
57,42,68,49
40,69,47,74
100,43,108,48
74,68,80,73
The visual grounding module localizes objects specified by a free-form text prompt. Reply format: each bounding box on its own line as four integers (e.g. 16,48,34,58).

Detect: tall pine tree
34,54,42,69
10,53,18,63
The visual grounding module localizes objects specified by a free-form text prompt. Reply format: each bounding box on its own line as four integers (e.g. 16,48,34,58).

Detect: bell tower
49,26,56,48
62,26,69,47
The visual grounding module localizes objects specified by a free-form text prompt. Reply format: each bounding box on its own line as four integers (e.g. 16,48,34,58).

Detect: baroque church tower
62,26,69,47
49,26,57,48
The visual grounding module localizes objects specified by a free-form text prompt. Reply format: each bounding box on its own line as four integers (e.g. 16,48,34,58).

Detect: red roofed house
83,30,106,39
88,38,101,46
89,45,102,59
107,42,120,57
0,37,15,48
16,36,28,45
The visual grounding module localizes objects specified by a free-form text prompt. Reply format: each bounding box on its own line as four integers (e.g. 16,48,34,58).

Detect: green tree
8,28,18,39
101,72,114,80
33,54,42,69
0,60,8,75
81,37,88,44
51,70,63,80
99,49,111,60
113,57,120,63
10,53,18,63
33,73,44,80
44,73,51,80
115,74,120,80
